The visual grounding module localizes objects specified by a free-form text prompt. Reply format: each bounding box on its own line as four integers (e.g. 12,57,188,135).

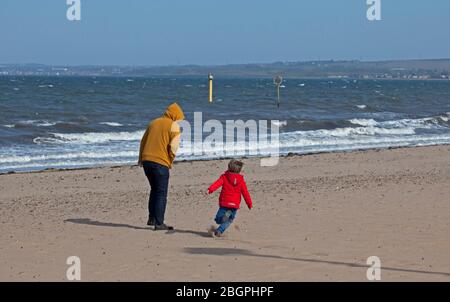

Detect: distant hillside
1,59,450,79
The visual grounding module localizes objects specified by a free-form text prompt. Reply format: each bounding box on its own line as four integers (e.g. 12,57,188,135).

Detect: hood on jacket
224,171,243,186
164,103,185,121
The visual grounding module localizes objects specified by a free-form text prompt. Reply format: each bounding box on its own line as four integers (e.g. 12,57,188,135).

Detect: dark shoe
147,217,155,226
154,224,174,231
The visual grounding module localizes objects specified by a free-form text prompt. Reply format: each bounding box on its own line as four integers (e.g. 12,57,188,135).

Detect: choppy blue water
1,76,449,173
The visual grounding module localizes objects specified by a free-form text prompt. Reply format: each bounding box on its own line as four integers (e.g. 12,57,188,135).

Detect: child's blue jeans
215,207,238,234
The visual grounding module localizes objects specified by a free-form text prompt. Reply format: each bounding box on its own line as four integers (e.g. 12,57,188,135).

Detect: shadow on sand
64,218,210,238
184,247,450,278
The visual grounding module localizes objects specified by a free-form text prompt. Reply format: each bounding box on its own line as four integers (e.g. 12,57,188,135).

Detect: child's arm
208,176,224,194
241,179,253,209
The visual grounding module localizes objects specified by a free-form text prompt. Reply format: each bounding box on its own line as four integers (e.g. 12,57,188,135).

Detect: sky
1,0,450,66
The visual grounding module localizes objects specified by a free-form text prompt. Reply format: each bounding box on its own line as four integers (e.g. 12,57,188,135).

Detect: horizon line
2,57,450,68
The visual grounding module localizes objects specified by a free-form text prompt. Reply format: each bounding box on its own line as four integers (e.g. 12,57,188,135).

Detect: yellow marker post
208,73,214,103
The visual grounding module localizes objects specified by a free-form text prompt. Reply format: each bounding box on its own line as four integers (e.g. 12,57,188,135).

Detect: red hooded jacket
208,171,253,209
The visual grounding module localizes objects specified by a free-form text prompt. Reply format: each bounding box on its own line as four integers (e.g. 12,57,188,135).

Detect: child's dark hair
228,159,244,173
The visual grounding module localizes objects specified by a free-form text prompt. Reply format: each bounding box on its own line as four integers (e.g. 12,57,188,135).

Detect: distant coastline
1,58,450,80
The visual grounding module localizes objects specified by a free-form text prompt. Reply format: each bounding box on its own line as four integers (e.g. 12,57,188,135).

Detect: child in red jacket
207,159,253,237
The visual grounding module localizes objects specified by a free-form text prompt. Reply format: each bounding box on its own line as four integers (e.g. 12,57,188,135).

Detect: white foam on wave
349,119,378,127
1,159,134,172
4,131,450,172
8,113,448,172
304,126,415,137
180,120,436,157
17,120,57,127
30,115,446,148
4,129,450,173
99,122,123,127
350,116,448,130
33,130,145,144
0,150,137,164
177,132,450,160
279,132,450,150
381,117,444,129
272,120,287,127
356,104,367,109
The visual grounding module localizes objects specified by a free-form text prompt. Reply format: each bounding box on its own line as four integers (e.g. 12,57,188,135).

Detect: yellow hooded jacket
139,103,185,168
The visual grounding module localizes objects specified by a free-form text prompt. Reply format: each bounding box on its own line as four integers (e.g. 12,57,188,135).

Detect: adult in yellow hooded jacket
139,103,184,230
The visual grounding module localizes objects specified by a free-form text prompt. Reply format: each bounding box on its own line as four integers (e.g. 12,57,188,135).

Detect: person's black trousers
143,161,170,226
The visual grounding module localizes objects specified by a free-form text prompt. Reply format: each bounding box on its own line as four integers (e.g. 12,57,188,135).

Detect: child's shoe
207,225,216,237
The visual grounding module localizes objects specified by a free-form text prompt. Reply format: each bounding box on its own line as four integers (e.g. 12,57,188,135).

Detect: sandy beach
1,145,449,281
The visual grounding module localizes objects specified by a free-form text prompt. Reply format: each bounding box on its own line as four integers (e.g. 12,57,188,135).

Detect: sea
1,76,449,173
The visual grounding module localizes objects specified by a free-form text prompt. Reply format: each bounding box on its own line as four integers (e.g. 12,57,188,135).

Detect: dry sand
1,145,449,281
